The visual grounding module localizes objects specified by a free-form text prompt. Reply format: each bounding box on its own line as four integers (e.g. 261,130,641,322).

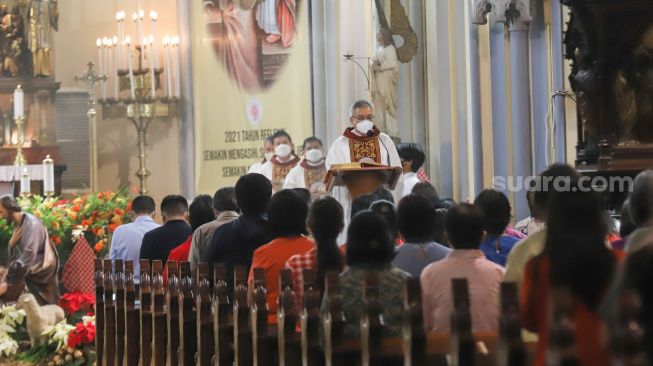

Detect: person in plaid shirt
285,197,345,305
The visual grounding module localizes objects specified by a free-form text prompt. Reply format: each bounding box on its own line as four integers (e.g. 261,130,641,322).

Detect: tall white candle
163,36,172,97
126,36,136,99
101,38,108,99
150,11,159,69
13,85,23,118
172,36,180,98
115,12,122,69
96,37,103,76
148,36,156,98
113,36,119,98
133,10,145,69
20,168,30,196
42,155,54,195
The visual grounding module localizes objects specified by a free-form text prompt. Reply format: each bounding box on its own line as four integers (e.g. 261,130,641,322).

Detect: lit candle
150,11,159,69
148,36,156,98
101,38,109,100
163,36,172,97
126,36,136,99
96,37,103,76
115,12,123,69
42,155,54,196
20,168,30,196
13,85,23,118
172,36,180,98
113,36,119,98
133,10,145,69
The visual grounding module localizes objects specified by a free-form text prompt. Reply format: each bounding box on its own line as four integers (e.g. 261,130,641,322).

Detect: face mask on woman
274,143,292,158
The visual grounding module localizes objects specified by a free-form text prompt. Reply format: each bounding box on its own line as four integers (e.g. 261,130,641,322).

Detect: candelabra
13,84,25,166
75,62,107,193
94,8,180,195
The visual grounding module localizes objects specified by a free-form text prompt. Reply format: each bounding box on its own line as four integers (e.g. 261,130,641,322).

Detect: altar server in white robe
248,136,275,174
283,137,327,199
325,100,403,223
259,130,300,192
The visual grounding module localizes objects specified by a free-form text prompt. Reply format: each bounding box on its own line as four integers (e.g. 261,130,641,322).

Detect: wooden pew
103,259,116,366
323,271,349,366
94,259,105,366
252,267,275,366
139,259,153,366
278,268,301,366
548,287,579,365
404,278,426,366
166,261,181,366
151,261,167,366
450,278,476,366
497,282,527,366
178,261,196,366
114,259,125,366
233,266,252,366
196,262,215,366
124,261,140,366
213,263,233,366
300,269,322,366
611,289,647,365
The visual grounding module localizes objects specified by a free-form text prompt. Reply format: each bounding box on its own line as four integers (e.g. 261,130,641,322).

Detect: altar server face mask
304,148,323,163
275,144,292,158
264,151,275,162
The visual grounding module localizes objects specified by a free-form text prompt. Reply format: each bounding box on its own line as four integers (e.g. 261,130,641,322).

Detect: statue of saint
370,28,399,138
28,0,58,77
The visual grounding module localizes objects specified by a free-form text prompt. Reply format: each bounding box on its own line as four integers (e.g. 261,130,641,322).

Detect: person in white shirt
324,99,403,223
283,136,327,199
396,142,426,197
259,130,300,192
248,136,275,174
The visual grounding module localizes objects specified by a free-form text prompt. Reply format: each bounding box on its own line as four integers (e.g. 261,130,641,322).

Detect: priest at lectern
324,100,404,222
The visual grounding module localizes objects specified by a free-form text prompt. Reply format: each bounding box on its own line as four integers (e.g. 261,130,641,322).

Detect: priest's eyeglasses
352,115,375,122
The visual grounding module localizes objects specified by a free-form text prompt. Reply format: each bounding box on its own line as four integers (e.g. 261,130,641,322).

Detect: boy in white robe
283,137,327,200
248,136,275,174
259,130,300,192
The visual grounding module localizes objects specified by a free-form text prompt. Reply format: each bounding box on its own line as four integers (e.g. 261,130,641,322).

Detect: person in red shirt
165,195,216,279
248,189,314,323
521,185,616,366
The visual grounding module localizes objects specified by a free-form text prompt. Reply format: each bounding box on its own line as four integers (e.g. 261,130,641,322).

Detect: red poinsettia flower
59,292,95,315
68,321,96,348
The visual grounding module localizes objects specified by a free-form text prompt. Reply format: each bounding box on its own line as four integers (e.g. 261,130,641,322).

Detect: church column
177,0,195,198
506,0,533,220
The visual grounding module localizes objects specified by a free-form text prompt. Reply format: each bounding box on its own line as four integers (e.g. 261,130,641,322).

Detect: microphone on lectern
366,130,374,137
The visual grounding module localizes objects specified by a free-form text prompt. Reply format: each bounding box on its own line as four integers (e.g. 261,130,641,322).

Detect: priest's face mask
350,106,375,127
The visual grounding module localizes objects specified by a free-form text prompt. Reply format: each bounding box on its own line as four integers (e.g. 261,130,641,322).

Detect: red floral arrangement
67,321,96,348
59,292,95,316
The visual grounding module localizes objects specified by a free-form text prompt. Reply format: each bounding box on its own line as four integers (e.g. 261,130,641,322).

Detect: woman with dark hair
249,189,313,323
286,197,345,301
473,189,520,266
521,186,616,366
165,195,216,281
322,211,410,338
369,199,400,244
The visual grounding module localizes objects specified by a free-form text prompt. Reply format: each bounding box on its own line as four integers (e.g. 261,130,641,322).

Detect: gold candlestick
13,116,26,166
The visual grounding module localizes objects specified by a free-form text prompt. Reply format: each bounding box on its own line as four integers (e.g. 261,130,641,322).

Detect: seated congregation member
248,136,274,174
393,194,450,278
283,137,327,196
514,190,545,237
411,181,440,208
139,195,191,266
248,189,314,322
325,211,410,338
474,189,520,267
167,195,216,264
325,100,403,221
421,203,504,333
286,196,345,301
203,173,273,291
521,186,615,366
188,187,239,273
396,142,426,197
504,163,580,289
610,199,635,252
259,130,300,192
623,170,653,254
369,199,400,245
109,195,159,284
411,182,449,245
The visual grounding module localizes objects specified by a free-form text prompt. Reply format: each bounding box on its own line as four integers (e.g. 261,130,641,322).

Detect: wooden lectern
324,162,402,199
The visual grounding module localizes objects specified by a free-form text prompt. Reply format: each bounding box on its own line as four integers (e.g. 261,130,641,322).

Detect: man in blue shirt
203,173,273,291
109,195,159,283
